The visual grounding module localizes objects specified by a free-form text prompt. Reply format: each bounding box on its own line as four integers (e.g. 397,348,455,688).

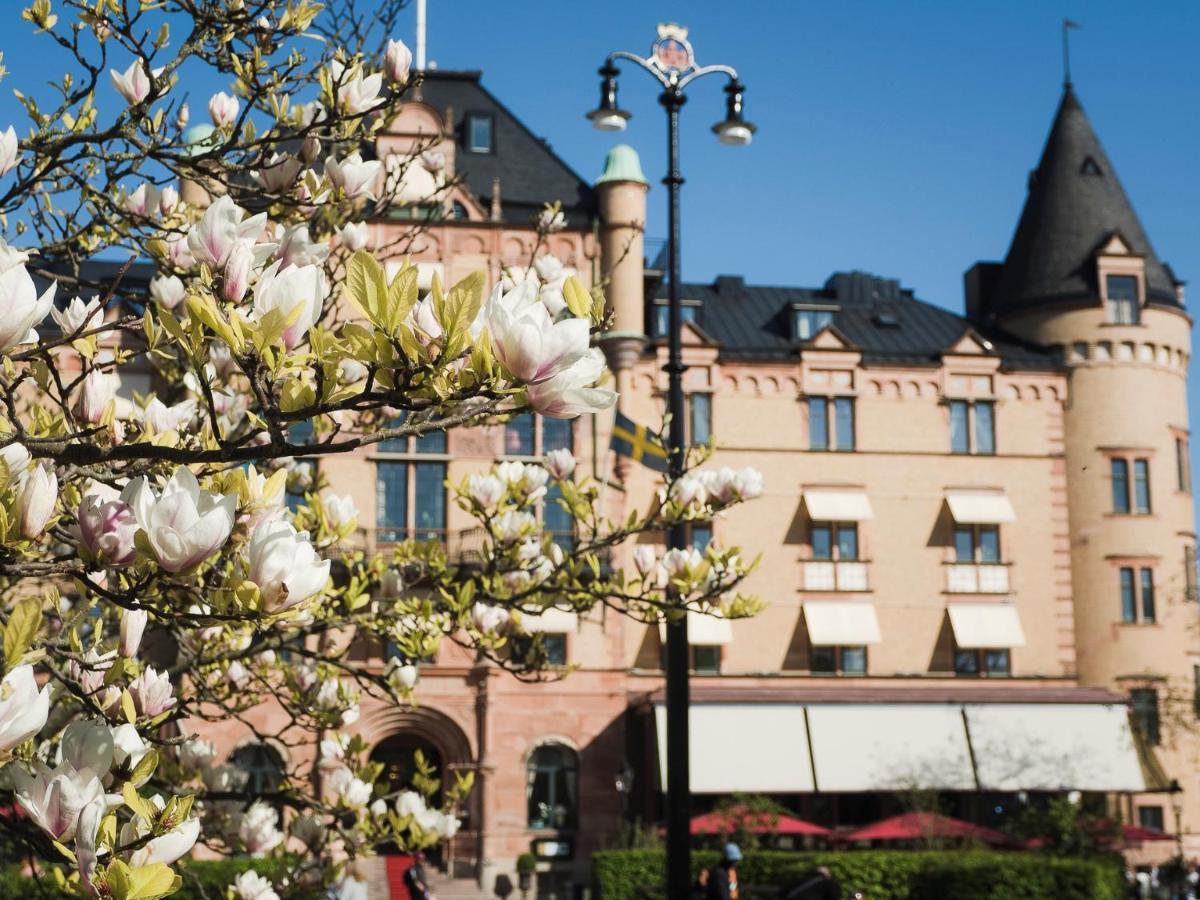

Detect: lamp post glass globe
590,110,630,132
714,120,754,145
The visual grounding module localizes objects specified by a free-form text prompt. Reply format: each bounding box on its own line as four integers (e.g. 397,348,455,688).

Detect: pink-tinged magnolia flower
247,520,331,613
52,296,104,335
697,466,764,505
66,648,116,695
251,261,326,349
119,608,148,658
252,153,302,193
110,723,150,773
273,223,330,267
222,241,254,302
186,195,272,271
0,665,50,755
234,871,281,900
0,126,19,177
0,442,29,486
139,397,196,435
466,473,504,510
526,348,617,420
669,474,707,509
74,369,118,424
166,232,196,270
337,221,369,251
208,91,240,127
16,463,56,539
239,800,284,857
538,207,567,234
0,240,55,353
330,60,383,115
177,737,216,772
109,59,160,105
122,182,160,217
324,153,381,201
12,761,105,841
485,280,590,384
385,39,413,84
123,466,237,573
75,796,105,894
130,666,175,717
175,103,189,129
633,545,658,577
663,546,704,577
544,448,576,480
77,486,139,565
159,184,179,214
421,150,445,173
149,273,185,310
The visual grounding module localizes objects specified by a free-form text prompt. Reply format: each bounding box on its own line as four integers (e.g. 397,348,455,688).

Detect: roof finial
1062,18,1080,89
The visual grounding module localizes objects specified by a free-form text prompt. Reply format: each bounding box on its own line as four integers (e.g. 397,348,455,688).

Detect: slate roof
412,71,597,227
994,85,1179,312
653,270,1059,371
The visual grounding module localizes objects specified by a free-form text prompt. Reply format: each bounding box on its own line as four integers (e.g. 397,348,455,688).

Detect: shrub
591,849,1125,900
0,858,311,900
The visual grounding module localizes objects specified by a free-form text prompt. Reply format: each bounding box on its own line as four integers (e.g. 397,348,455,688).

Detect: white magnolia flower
119,608,148,658
290,813,324,850
15,463,56,539
330,59,383,115
202,764,248,793
166,232,196,270
239,800,284,857
222,241,254,302
634,545,658,577
186,195,272,271
538,207,567,234
123,466,236,572
234,870,281,900
208,91,240,127
544,447,576,480
110,723,150,773
0,665,50,756
159,185,179,214
251,261,326,350
139,397,196,435
669,474,707,509
472,602,509,633
322,493,358,530
247,520,331,613
77,487,138,565
178,737,216,772
526,348,617,419
273,223,330,268
485,280,590,384
127,814,200,866
110,59,160,105
324,153,381,201
12,761,105,841
493,510,536,546
663,546,705,578
697,466,764,505
130,666,175,717
122,182,160,218
0,240,55,352
66,647,116,695
385,657,419,692
396,790,426,818
74,369,119,425
75,796,105,893
496,460,549,501
466,473,504,509
325,764,373,808
421,150,446,173
52,296,104,335
385,39,413,84
252,153,302,193
0,126,19,177
337,221,369,251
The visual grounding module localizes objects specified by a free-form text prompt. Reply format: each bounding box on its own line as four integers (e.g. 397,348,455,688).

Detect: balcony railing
802,560,870,592
945,563,1010,594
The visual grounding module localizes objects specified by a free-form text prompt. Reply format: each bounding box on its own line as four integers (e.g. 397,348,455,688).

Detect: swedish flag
611,411,669,473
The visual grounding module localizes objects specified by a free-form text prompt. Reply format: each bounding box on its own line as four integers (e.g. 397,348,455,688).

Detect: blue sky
2,1,1199,474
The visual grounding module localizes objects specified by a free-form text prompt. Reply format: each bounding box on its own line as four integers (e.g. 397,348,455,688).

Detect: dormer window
794,306,835,341
652,301,699,337
1106,274,1140,324
466,113,493,153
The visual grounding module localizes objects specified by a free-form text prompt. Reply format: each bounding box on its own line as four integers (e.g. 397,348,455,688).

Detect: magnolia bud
120,608,148,658
159,185,179,215
175,103,189,130
222,242,253,302
75,369,117,424
300,134,321,165
16,463,56,539
634,545,657,577
385,39,413,84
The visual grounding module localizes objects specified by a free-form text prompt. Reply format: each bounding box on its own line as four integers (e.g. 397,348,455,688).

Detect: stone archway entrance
371,732,445,803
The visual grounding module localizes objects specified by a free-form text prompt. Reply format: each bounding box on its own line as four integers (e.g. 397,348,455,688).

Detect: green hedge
592,849,1125,900
0,858,304,900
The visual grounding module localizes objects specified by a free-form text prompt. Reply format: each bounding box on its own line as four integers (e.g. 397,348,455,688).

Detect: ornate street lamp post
588,24,755,900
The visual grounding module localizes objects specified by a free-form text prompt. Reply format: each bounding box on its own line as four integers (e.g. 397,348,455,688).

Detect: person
692,865,710,900
405,851,433,900
706,843,742,900
780,866,839,900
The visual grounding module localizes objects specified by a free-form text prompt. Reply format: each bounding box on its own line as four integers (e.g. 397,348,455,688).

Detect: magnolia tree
0,2,764,898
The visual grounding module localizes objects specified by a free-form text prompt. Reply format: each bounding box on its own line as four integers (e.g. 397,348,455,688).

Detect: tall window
229,743,285,798
505,414,573,457
1112,459,1130,513
1119,566,1156,624
1138,806,1165,832
808,397,854,451
1133,459,1151,513
955,649,1011,677
1186,545,1197,602
467,114,493,153
795,308,835,341
1178,437,1192,493
812,523,859,561
376,430,447,542
652,303,696,337
811,645,867,675
1111,457,1151,514
527,744,578,830
949,400,995,455
1130,688,1160,745
688,394,712,446
1105,274,1140,324
954,525,1001,564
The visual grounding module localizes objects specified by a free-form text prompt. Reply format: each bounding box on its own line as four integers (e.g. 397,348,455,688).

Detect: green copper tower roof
183,123,218,157
596,144,648,186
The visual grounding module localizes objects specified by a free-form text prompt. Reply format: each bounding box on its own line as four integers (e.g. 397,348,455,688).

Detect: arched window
229,743,285,796
526,743,577,829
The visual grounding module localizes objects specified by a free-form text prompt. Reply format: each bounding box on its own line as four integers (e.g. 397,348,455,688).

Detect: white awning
803,602,882,646
807,704,976,791
803,489,874,522
946,490,1017,524
657,611,734,646
654,704,813,793
965,704,1146,791
948,604,1027,649
522,608,578,633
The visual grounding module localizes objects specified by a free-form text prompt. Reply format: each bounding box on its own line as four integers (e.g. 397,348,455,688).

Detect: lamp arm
605,51,673,88
678,64,740,90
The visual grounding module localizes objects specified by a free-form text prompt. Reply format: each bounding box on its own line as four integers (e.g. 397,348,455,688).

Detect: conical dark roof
994,86,1179,313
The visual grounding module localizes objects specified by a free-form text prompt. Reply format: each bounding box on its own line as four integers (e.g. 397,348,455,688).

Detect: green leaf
105,860,181,900
3,596,41,671
129,748,159,786
562,275,592,320
386,263,419,333
345,251,387,322
438,272,485,359
122,782,154,822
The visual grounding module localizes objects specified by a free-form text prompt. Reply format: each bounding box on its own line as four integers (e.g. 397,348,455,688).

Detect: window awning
948,603,1026,649
946,490,1016,524
802,489,874,522
657,611,734,646
965,704,1146,791
654,704,814,793
522,608,578,633
806,704,976,791
803,601,882,646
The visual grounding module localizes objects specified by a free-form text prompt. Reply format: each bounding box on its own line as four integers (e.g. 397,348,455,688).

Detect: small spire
1062,18,1081,89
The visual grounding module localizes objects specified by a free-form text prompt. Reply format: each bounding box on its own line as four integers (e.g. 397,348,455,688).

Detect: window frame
688,392,712,446
811,644,868,676
808,396,855,451
651,301,699,337
1177,436,1191,493
691,645,722,674
503,415,575,548
953,524,1001,564
526,743,579,831
1110,455,1152,515
810,522,859,562
465,112,495,154
793,306,836,342
1104,273,1141,325
374,430,449,543
954,647,1011,678
948,399,995,455
1119,565,1157,625
1130,688,1161,746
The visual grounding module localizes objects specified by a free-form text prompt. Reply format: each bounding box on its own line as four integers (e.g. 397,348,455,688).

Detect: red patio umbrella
1121,823,1176,844
842,811,1010,846
690,806,831,837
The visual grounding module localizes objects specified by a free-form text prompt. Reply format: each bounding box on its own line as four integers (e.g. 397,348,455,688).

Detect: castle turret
977,85,1198,843
595,144,649,376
